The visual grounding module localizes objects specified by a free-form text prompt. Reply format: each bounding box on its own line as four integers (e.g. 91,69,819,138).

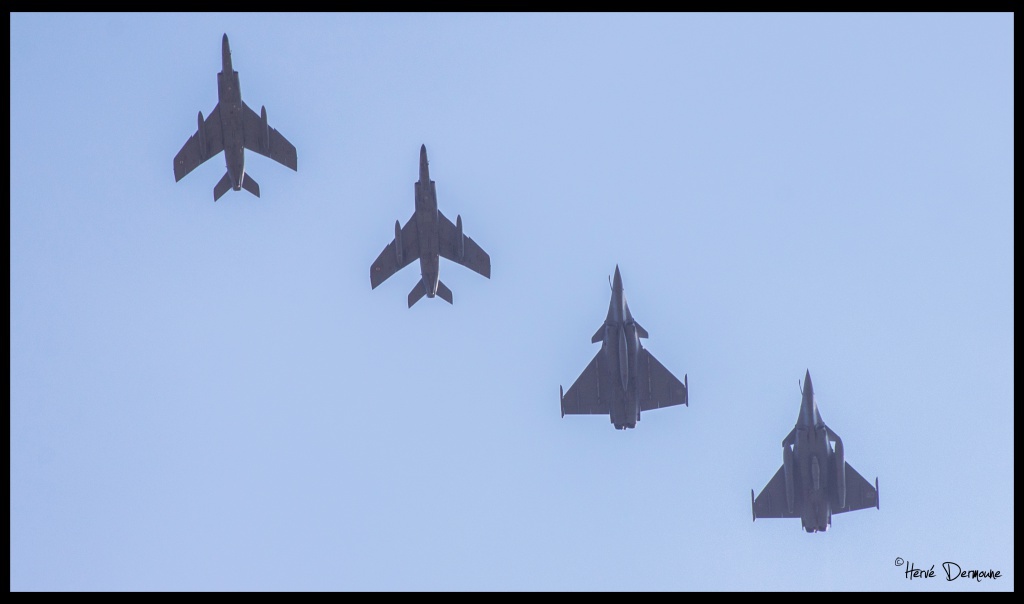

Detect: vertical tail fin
241,174,260,198
213,172,232,201
435,280,453,304
408,279,427,308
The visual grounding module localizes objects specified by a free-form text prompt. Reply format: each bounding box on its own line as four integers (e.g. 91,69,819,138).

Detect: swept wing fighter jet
751,370,879,532
560,266,688,429
370,145,491,307
173,34,297,201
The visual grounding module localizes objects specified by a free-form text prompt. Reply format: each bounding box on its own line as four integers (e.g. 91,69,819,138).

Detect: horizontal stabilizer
241,174,260,198
435,280,453,304
213,172,232,201
408,279,427,308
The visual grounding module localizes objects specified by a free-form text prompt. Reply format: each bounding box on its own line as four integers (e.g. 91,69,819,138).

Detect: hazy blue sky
10,13,1013,591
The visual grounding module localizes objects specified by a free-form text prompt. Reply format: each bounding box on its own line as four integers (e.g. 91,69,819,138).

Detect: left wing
242,102,298,171
173,104,225,182
834,462,879,513
437,210,491,279
560,351,610,416
636,348,688,411
370,214,419,290
752,465,801,519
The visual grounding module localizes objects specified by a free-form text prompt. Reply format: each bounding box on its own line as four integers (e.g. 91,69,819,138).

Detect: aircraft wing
834,462,879,513
370,214,419,289
173,104,224,182
437,210,491,278
241,102,298,171
637,348,688,411
753,465,801,519
561,351,611,416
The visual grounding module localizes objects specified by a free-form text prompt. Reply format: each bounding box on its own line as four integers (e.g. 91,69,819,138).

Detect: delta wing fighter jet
370,145,491,307
560,266,688,429
173,34,297,201
752,370,879,532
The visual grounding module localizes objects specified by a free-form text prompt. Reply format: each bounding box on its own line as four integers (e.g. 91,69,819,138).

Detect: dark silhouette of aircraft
173,34,297,201
370,145,490,307
752,370,879,532
560,266,688,429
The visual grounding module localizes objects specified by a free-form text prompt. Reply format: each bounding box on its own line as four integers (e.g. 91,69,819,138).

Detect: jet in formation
173,34,297,201
751,370,879,532
560,266,688,429
370,145,491,307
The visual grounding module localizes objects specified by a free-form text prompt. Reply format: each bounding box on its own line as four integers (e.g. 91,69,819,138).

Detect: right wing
636,348,688,411
241,101,298,171
173,104,224,182
834,462,879,513
437,210,491,278
370,215,419,289
752,465,801,519
560,351,610,416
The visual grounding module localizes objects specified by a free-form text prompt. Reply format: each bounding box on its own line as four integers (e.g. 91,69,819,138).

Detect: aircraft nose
613,265,623,290
799,369,817,426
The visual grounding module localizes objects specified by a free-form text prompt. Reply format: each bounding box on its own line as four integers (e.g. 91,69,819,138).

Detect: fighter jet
370,145,491,307
173,34,297,201
751,370,879,532
559,266,688,429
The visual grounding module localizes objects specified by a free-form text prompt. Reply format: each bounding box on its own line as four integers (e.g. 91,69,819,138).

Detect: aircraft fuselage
414,148,440,298
601,267,643,429
217,36,245,192
791,425,835,532
789,375,835,532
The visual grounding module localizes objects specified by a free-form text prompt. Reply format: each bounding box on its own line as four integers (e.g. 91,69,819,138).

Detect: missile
260,105,269,153
456,214,465,259
394,220,403,265
197,111,206,154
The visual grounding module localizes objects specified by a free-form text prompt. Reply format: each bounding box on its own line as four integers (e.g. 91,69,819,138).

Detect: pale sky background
10,13,1013,591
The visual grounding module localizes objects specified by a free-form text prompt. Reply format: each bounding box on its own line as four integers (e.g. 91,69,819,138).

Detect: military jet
173,34,297,201
370,145,491,307
751,370,879,532
560,266,688,429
